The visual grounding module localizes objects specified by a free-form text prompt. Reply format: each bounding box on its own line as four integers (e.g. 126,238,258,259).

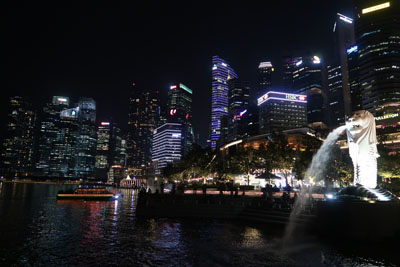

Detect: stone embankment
135,193,316,227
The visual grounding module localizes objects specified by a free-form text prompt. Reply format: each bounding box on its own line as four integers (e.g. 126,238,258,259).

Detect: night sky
5,1,353,147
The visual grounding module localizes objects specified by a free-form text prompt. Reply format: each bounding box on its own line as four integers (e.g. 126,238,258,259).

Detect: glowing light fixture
337,13,353,23
169,109,177,116
179,83,193,94
362,2,390,14
347,45,358,54
101,122,110,126
170,85,177,90
313,56,321,64
295,60,302,66
57,98,67,102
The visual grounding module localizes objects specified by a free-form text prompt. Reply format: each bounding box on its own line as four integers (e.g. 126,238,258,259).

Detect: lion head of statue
345,110,377,145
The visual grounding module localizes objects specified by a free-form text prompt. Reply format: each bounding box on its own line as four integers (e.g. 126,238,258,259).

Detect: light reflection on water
0,182,398,266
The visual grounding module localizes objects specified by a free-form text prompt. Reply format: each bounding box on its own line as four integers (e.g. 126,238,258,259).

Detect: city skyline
4,1,353,147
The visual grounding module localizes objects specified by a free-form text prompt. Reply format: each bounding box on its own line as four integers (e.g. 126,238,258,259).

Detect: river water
0,182,397,266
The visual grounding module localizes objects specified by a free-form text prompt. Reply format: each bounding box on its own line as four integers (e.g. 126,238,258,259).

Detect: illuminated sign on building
362,2,390,14
257,91,307,106
337,13,353,23
170,85,177,89
169,109,177,116
101,122,110,126
179,83,193,94
239,109,247,117
57,98,68,102
295,60,303,66
312,56,321,64
347,45,358,54
259,62,273,68
375,113,399,121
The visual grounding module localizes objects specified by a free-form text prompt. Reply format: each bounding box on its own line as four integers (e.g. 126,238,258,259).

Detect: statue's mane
347,110,377,146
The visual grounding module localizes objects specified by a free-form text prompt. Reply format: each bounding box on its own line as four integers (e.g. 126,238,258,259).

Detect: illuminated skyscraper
167,83,193,155
257,62,274,97
227,79,250,142
292,55,328,128
210,55,238,150
36,96,78,178
353,1,400,132
34,96,97,179
257,91,308,134
327,13,355,126
282,56,302,92
0,96,36,177
75,97,97,179
347,45,362,111
152,123,182,174
95,121,125,180
127,85,160,168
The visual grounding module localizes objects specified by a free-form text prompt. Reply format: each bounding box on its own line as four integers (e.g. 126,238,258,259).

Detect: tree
268,132,296,187
229,147,258,185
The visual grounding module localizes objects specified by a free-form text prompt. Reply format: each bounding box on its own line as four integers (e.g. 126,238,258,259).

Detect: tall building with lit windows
75,97,97,179
35,96,97,179
35,96,77,178
257,62,274,97
257,91,308,134
327,13,355,126
127,85,160,168
291,55,328,128
152,123,182,174
327,65,347,126
353,1,400,133
0,96,36,177
95,121,125,181
227,79,250,142
167,83,193,155
210,56,238,150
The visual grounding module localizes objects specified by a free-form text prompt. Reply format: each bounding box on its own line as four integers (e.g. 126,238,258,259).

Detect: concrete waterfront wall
135,193,315,227
316,201,400,242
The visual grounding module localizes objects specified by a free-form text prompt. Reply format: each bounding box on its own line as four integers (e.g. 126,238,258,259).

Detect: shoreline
0,180,80,185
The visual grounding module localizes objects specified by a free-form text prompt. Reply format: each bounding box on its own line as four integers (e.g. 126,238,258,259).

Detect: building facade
291,55,328,128
227,79,250,142
353,1,400,133
210,55,238,150
35,96,97,179
167,83,194,156
258,91,308,134
127,85,160,168
0,96,36,177
152,123,182,174
95,121,125,181
257,62,274,97
328,12,355,126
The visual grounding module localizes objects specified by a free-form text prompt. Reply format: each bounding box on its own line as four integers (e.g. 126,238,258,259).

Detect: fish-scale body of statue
345,110,379,188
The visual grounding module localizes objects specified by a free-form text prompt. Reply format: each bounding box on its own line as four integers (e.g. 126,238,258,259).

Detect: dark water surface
0,182,398,266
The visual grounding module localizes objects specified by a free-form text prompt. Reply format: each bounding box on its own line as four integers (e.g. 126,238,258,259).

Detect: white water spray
282,125,347,246
304,125,347,184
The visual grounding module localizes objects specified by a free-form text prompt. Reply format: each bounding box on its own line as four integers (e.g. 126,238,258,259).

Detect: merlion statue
346,110,379,188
